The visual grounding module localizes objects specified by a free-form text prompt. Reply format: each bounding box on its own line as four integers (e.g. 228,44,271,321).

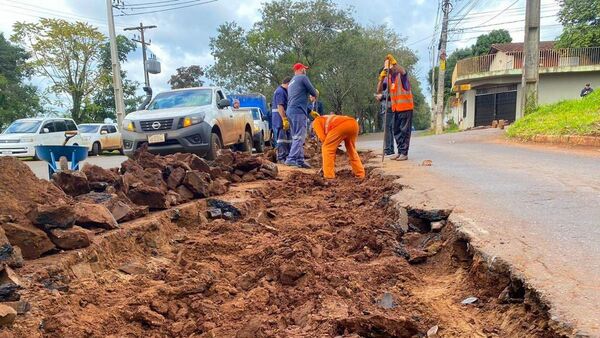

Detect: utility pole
430,45,437,127
106,0,126,129
435,0,451,134
124,23,157,87
520,0,540,116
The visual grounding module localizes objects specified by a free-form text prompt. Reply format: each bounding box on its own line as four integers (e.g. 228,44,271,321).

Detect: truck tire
254,132,265,153
90,142,101,156
240,131,253,154
206,132,222,161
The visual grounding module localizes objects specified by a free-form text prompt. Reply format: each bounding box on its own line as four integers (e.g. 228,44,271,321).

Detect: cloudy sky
0,0,563,104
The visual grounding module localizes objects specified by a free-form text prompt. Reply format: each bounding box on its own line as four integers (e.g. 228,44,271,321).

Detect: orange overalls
312,115,365,179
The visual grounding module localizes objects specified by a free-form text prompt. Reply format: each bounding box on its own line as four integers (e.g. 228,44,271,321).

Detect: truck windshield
78,125,100,133
4,120,41,134
147,89,212,110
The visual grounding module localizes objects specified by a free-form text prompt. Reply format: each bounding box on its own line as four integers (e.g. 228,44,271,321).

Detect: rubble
48,226,93,250
52,170,90,196
75,203,118,230
0,304,17,327
0,222,55,259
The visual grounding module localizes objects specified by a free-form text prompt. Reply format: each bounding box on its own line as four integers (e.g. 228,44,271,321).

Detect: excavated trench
7,167,567,337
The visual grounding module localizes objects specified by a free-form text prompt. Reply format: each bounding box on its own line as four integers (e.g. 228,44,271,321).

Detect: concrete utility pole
106,0,126,129
124,23,157,87
520,0,540,116
435,0,451,134
430,45,437,127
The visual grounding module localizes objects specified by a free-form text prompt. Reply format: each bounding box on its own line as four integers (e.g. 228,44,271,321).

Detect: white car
0,118,84,159
79,123,123,156
237,107,272,153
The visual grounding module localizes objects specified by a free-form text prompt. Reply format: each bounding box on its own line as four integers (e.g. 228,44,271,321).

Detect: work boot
395,154,408,161
386,153,400,160
297,162,312,169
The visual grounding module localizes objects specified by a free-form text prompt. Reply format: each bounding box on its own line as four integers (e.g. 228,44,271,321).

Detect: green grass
420,122,461,136
507,90,600,139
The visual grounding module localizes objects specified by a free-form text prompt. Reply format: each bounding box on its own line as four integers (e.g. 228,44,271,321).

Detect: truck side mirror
217,98,231,109
42,128,50,134
100,130,108,135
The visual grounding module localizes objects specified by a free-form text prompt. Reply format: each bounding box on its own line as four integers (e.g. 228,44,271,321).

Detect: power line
120,0,185,6
120,0,208,10
116,0,218,16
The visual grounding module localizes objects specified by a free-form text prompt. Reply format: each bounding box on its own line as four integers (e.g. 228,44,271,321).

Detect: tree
169,65,205,89
471,29,512,55
0,33,41,131
556,0,600,48
11,19,105,123
208,0,427,131
81,35,141,123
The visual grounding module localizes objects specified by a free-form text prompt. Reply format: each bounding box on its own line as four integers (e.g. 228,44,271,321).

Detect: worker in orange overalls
312,114,365,179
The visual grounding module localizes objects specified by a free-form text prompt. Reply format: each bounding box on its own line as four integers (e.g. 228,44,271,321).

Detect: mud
3,166,564,337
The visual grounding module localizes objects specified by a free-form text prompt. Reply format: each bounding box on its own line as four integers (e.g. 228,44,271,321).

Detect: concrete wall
490,52,515,71
538,71,600,105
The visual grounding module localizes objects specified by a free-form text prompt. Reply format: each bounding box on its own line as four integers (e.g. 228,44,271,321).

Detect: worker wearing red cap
312,115,365,179
284,62,319,169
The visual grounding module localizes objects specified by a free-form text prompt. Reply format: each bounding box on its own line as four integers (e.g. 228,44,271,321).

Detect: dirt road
358,129,600,335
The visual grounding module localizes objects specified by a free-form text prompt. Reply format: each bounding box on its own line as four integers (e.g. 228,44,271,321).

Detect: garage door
474,91,517,127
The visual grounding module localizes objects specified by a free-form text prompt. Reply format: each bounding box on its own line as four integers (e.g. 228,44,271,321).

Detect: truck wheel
240,131,253,154
206,132,222,160
90,142,101,156
254,132,265,153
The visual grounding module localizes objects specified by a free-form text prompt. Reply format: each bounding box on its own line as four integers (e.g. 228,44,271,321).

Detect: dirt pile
303,138,375,168
5,169,560,337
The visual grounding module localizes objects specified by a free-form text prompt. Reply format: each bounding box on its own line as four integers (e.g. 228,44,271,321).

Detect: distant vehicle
121,87,255,160
79,123,123,156
0,118,84,159
236,107,272,153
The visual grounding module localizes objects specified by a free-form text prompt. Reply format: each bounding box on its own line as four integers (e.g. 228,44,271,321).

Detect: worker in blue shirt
271,76,292,163
285,63,319,168
307,95,324,115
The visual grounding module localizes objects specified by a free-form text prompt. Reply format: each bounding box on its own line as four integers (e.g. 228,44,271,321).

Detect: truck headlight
181,115,203,128
123,120,135,131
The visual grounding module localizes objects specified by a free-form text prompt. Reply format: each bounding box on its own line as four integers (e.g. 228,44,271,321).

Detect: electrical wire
119,0,212,10
116,0,218,16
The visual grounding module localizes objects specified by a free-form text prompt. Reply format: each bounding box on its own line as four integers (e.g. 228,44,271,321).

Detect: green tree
471,29,512,55
0,33,41,131
556,0,600,48
169,65,205,89
11,19,105,123
208,0,427,132
82,35,141,123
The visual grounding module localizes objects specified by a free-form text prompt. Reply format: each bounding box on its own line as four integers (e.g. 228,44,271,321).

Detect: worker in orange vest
312,114,365,179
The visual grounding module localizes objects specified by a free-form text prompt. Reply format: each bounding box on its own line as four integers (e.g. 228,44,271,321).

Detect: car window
100,125,109,133
216,90,225,101
65,120,78,131
4,120,42,134
55,120,67,132
79,125,100,133
251,108,261,120
42,121,56,133
147,89,212,110
108,125,117,133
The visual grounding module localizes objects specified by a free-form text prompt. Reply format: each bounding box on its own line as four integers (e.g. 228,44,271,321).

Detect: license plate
147,134,166,144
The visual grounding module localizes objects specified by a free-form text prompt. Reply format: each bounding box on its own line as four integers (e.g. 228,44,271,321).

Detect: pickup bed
121,87,255,160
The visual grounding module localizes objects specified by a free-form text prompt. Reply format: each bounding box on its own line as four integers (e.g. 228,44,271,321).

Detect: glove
310,110,320,119
386,53,397,65
282,117,290,131
378,69,387,81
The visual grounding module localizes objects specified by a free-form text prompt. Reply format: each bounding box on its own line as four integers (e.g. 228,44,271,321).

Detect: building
450,42,600,129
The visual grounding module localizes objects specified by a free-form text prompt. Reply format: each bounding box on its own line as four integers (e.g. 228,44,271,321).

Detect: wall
538,71,600,104
489,52,514,72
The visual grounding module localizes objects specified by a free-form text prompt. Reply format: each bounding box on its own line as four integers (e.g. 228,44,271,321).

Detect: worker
285,63,319,168
308,95,324,115
271,77,292,163
376,54,414,161
580,83,594,97
233,99,240,109
312,114,365,179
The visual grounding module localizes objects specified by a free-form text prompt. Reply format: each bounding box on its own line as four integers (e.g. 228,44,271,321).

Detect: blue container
34,145,89,179
228,93,268,116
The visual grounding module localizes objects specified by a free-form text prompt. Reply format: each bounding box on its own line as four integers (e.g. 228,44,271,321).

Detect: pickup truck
121,87,255,160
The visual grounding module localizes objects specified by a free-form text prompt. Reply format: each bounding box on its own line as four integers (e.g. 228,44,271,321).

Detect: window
65,120,78,131
79,125,100,133
100,126,109,133
147,89,213,110
42,121,56,133
54,120,67,132
216,90,225,101
108,125,117,133
251,108,261,120
4,120,42,134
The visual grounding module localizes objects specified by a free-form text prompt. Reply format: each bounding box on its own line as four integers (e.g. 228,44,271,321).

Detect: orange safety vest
389,74,414,112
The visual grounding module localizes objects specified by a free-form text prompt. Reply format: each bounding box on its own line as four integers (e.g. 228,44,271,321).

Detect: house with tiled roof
450,41,600,128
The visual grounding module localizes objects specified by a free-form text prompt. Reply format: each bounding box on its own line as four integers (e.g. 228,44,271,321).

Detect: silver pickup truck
121,87,255,160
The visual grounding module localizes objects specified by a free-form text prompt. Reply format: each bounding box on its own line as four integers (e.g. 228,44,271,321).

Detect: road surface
358,129,600,335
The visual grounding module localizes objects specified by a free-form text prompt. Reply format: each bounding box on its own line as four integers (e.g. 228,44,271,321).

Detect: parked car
79,123,123,156
0,118,84,159
121,87,255,160
236,107,271,153
229,93,272,149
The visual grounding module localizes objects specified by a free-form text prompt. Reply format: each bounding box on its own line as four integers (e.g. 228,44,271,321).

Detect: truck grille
0,140,19,144
139,119,173,131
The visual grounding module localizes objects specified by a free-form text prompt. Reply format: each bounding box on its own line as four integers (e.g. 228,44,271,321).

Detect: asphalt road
358,129,600,335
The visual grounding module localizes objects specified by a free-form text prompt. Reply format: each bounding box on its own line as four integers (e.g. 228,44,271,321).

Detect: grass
420,122,461,136
507,90,600,139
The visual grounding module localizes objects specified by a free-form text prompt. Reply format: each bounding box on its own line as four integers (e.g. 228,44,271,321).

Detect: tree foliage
82,35,141,123
207,0,428,132
556,0,600,48
11,19,105,123
471,29,512,55
169,65,205,89
0,33,42,131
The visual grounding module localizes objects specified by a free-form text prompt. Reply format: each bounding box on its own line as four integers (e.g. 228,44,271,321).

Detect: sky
0,0,563,107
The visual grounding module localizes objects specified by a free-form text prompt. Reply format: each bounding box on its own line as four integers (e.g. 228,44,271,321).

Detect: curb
530,134,600,147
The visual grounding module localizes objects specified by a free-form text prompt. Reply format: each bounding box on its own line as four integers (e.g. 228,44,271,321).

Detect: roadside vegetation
507,90,600,138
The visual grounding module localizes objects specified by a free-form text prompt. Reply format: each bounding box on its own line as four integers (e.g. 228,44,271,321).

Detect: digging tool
381,57,392,163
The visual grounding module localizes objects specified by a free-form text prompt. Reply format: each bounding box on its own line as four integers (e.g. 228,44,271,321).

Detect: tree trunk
71,92,83,123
